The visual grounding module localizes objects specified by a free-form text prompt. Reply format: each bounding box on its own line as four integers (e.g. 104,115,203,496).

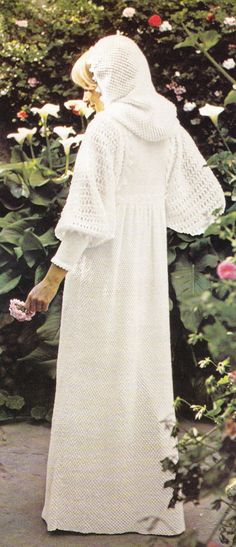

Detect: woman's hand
24,263,68,314
23,279,60,314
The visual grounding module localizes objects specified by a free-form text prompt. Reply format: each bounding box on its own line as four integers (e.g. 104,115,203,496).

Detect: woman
24,34,225,536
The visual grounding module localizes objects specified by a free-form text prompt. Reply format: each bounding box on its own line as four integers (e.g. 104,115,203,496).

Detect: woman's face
83,88,104,112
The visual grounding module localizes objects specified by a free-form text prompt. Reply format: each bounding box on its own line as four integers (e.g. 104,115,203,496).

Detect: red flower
17,110,28,119
206,12,215,22
148,14,162,28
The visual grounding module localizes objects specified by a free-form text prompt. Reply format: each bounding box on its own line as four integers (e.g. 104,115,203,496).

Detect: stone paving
0,420,224,547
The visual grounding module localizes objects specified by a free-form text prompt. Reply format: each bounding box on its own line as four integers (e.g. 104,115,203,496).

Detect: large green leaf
0,270,22,294
36,292,62,341
22,229,46,267
171,256,211,301
38,227,57,248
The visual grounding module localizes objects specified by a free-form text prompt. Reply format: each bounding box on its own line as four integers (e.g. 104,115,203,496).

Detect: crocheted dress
41,109,225,535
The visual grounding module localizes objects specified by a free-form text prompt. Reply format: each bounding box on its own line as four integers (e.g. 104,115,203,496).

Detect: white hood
87,34,180,142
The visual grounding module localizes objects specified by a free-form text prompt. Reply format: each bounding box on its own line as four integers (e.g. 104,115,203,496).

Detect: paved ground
0,420,224,547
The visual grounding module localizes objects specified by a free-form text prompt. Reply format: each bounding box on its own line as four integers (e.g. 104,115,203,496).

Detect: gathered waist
115,193,165,206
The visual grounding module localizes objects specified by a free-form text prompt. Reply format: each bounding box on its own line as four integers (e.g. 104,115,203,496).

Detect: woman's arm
24,263,68,314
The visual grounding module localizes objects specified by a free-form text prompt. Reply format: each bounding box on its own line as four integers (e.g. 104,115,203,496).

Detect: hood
87,34,180,142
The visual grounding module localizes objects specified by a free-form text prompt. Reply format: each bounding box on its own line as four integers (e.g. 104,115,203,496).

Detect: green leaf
198,30,221,51
195,254,219,271
0,408,8,420
224,89,236,107
21,229,46,267
28,169,50,187
5,395,25,410
0,392,8,406
38,227,57,248
171,256,211,301
0,270,22,294
174,35,198,50
30,405,47,420
36,292,62,341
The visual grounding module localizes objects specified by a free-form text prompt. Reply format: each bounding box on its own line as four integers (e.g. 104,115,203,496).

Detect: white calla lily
31,103,60,120
199,103,224,127
59,134,84,155
7,127,37,144
53,126,76,139
64,99,94,118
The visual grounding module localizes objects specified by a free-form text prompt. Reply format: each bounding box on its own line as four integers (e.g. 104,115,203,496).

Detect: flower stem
65,153,69,175
181,22,236,85
43,120,52,169
28,139,35,159
214,123,231,152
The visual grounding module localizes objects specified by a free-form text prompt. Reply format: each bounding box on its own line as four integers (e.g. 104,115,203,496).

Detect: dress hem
41,514,186,536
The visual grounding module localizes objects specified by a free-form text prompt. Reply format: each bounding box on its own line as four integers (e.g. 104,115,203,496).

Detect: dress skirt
41,197,186,535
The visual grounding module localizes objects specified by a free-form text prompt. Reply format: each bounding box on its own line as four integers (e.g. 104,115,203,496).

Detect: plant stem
81,115,85,132
198,45,236,85
43,120,52,169
28,139,35,159
214,124,231,152
181,22,236,85
65,153,69,175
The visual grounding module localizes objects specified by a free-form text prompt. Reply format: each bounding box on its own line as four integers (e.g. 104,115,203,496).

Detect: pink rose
216,259,236,280
228,370,236,384
9,299,35,321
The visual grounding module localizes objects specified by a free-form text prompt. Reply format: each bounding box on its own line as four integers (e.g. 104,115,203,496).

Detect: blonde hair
71,49,97,90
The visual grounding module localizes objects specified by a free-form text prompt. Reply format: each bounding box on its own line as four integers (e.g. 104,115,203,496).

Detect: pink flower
15,20,28,28
148,14,162,27
17,110,29,119
27,77,39,88
9,299,35,321
228,371,236,384
216,259,236,280
207,542,222,547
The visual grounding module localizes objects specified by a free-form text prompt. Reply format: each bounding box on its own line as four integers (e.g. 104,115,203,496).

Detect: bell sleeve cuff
51,231,91,272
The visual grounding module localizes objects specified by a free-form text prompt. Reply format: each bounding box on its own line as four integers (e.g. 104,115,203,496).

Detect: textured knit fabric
87,34,181,141
42,35,226,535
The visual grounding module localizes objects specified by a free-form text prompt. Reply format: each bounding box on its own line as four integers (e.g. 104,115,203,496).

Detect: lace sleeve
164,125,226,236
54,112,125,248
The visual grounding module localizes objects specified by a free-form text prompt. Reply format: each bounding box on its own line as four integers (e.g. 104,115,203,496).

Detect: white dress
41,111,225,535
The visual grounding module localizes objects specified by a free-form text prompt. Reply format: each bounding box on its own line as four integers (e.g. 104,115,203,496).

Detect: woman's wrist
44,263,68,287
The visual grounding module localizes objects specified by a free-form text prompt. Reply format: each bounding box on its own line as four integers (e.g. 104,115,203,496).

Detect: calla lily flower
64,99,94,118
59,134,84,155
199,103,224,127
53,126,76,139
31,103,60,120
7,127,37,144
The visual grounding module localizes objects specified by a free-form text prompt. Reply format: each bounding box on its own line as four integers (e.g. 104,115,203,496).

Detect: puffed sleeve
164,124,226,236
52,112,125,256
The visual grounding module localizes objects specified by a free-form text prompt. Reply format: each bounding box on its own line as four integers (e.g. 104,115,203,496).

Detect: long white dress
41,110,225,535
